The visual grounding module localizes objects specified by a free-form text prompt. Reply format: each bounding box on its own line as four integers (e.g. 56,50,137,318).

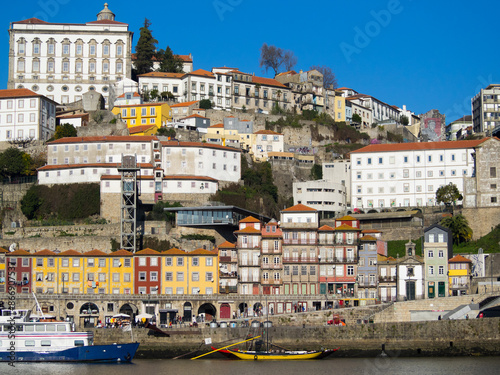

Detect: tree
352,113,362,124
157,46,184,73
0,147,31,182
440,214,473,245
310,65,338,89
436,183,463,207
259,43,297,76
199,99,212,110
54,123,77,139
134,18,157,75
311,164,322,180
149,89,159,102
400,114,409,126
21,185,43,219
157,127,176,138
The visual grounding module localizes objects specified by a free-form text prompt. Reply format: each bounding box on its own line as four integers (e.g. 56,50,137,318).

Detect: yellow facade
0,248,7,293
32,250,59,293
56,250,85,294
112,102,172,129
334,93,346,122
162,248,218,295
109,250,134,294
204,125,241,148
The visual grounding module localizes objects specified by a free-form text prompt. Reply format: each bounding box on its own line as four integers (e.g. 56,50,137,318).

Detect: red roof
83,249,108,256
58,250,83,256
162,248,186,255
110,250,133,256
188,69,214,78
135,248,160,255
217,241,236,248
13,18,49,24
117,92,141,98
190,248,217,255
252,75,287,88
318,225,335,231
181,114,208,120
178,54,193,62
282,203,316,212
239,216,261,223
160,140,240,152
48,135,156,144
333,224,361,231
128,125,157,134
209,124,224,128
0,88,42,99
33,249,56,256
7,249,31,256
360,235,377,241
449,254,472,263
338,215,357,221
351,138,490,154
170,100,199,108
234,227,262,234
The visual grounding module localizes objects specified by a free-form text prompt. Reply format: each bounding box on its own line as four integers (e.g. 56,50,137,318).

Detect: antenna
9,243,16,252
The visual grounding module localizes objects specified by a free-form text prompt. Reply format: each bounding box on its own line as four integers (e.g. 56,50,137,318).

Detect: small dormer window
408,248,413,256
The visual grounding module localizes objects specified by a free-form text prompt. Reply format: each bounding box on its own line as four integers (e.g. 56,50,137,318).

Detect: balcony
219,286,238,294
282,257,317,263
358,282,377,288
219,256,237,263
282,239,317,245
219,271,237,278
318,257,358,264
379,276,396,282
261,278,282,285
261,263,282,269
239,261,260,267
239,276,260,283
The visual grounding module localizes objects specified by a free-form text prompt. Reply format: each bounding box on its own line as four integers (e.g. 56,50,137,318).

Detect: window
139,272,146,281
491,167,497,178
438,266,444,275
177,257,184,266
429,266,434,275
177,272,184,281
438,250,444,258
428,250,434,258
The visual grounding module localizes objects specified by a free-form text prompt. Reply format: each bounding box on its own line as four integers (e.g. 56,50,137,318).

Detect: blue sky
2,0,498,123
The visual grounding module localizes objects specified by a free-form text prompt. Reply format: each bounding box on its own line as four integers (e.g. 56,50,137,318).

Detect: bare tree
310,65,338,89
260,43,297,76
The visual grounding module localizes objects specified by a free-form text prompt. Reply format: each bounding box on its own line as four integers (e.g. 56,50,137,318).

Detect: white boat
0,310,139,363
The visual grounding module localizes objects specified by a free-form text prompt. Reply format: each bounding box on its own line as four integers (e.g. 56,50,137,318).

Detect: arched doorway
220,303,231,320
79,302,99,328
183,302,192,322
253,302,263,317
119,303,138,324
198,303,217,322
238,302,248,318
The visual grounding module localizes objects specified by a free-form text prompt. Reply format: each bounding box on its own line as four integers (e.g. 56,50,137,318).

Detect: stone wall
462,207,500,239
89,318,500,358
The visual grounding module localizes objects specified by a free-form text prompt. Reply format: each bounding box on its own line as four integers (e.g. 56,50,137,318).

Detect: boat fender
125,353,131,361
254,354,258,360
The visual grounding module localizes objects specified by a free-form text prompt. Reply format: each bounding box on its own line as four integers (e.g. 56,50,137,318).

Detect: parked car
477,306,500,318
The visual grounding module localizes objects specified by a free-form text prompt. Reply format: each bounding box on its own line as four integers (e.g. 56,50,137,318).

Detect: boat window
16,325,23,331
74,340,85,347
46,325,56,332
57,325,67,332
25,340,35,347
25,325,35,332
35,325,45,332
41,340,51,347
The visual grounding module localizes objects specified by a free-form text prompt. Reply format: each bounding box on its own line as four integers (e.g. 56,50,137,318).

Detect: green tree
400,115,409,126
311,164,323,180
157,46,184,73
157,127,176,138
54,123,77,139
0,147,31,182
149,89,159,102
436,183,463,207
160,91,175,101
21,185,43,219
134,18,157,75
440,214,473,245
352,113,362,123
199,99,212,109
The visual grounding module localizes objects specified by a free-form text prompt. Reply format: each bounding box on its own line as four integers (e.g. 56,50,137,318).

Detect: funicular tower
118,155,140,253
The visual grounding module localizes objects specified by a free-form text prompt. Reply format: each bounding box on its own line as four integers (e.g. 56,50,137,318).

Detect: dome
97,3,115,21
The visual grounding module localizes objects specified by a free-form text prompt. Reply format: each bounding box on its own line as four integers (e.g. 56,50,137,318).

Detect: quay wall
90,318,500,358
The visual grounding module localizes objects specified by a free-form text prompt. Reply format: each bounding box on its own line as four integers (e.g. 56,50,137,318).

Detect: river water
2,357,500,375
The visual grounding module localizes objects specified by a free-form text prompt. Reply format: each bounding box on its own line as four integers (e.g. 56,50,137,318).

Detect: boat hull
228,348,336,360
0,342,140,363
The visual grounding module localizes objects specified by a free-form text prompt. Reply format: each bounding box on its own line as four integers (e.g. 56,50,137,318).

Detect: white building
38,135,241,186
323,160,351,206
251,130,284,161
347,94,400,125
0,88,57,141
350,139,489,209
293,180,347,216
8,4,133,107
472,84,500,135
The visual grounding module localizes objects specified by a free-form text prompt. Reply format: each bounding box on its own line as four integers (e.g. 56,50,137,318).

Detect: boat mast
32,292,45,319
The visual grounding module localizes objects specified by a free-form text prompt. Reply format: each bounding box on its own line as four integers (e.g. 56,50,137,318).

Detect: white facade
323,160,351,205
0,89,56,141
472,84,500,134
8,5,133,107
397,263,424,300
252,130,284,161
348,94,400,124
350,140,485,209
349,100,373,127
293,180,347,214
38,136,241,186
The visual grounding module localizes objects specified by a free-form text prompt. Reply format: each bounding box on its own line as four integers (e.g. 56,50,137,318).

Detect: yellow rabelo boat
226,347,338,360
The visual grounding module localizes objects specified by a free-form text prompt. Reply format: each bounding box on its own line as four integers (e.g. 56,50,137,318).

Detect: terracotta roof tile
190,248,217,255
449,254,472,263
170,100,199,108
160,140,240,152
162,248,187,255
128,125,157,134
333,224,361,231
234,227,262,234
360,235,377,241
252,75,287,88
7,249,31,256
83,249,108,256
338,215,357,221
180,114,208,120
209,124,224,128
0,88,43,99
33,249,57,256
188,69,214,78
217,241,236,248
282,203,316,212
318,225,335,231
0,247,9,253
239,216,261,223
135,248,160,255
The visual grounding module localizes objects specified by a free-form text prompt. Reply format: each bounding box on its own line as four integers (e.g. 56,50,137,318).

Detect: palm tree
440,214,473,245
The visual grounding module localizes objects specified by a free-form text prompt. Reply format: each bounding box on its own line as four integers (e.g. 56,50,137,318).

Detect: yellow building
57,250,85,294
448,254,472,296
334,93,346,122
112,102,172,129
32,250,58,293
0,248,7,293
162,248,219,295
109,250,134,295
203,123,241,148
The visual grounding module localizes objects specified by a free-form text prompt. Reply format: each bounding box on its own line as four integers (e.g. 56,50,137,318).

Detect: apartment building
8,4,133,106
111,102,172,129
347,94,400,125
293,180,347,216
251,130,284,161
472,84,500,134
235,216,263,295
350,139,490,209
423,224,452,298
0,88,57,141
